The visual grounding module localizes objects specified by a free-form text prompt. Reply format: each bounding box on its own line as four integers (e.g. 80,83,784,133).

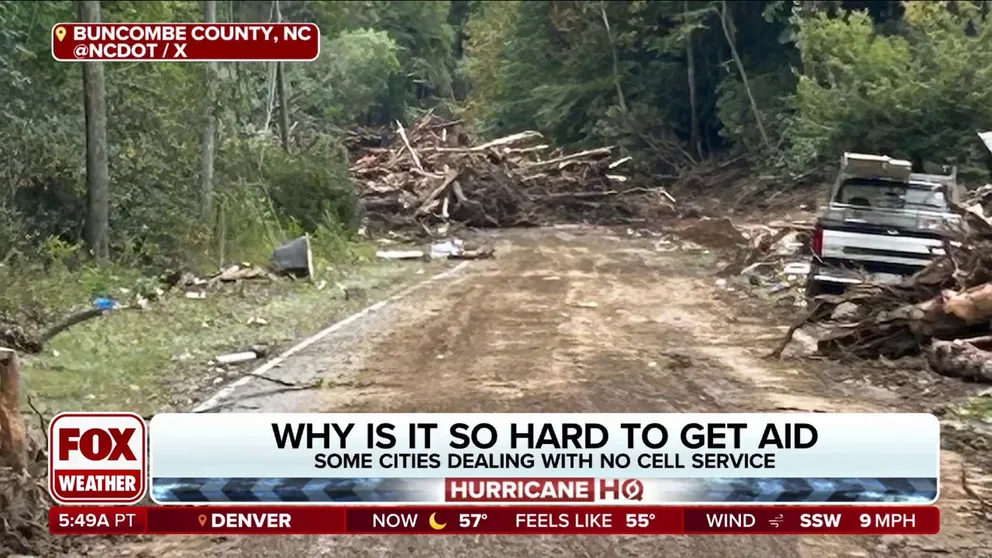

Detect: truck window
836,178,946,211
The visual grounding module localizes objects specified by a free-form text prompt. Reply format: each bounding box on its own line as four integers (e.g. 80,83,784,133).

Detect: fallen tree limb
961,465,992,521
395,120,424,172
766,301,827,359
38,308,106,347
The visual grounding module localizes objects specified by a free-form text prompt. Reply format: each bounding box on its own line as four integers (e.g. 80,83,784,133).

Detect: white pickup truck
806,153,960,297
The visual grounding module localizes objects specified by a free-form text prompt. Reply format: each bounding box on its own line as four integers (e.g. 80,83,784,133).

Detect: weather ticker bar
50,505,938,536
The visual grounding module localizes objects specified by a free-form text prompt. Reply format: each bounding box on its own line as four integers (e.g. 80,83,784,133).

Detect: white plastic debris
215,351,259,364
429,238,465,259
783,262,811,276
376,250,425,260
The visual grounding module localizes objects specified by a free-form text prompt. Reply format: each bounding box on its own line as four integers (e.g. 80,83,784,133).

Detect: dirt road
91,227,990,558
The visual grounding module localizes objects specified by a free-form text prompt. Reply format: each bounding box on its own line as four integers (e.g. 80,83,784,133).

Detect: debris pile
350,115,676,234
772,187,992,382
693,218,813,307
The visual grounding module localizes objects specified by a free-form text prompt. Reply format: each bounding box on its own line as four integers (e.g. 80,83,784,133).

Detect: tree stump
0,348,27,472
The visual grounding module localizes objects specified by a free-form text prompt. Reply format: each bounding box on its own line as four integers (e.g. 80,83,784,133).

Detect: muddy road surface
90,227,990,558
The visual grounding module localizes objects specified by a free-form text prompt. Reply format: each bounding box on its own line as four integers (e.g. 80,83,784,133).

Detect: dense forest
2,0,992,276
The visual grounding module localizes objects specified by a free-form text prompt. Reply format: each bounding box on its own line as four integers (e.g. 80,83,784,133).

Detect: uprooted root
0,469,61,556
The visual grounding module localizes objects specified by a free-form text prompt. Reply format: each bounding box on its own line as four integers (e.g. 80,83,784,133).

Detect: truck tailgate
820,227,943,267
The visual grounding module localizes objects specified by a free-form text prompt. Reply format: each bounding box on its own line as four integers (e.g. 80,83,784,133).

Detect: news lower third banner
149,413,940,505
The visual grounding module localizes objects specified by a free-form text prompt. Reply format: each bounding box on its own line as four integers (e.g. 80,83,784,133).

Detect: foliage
785,3,992,174
0,0,460,280
295,29,400,126
8,0,992,300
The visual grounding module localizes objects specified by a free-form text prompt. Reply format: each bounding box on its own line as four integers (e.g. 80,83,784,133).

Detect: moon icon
429,513,446,531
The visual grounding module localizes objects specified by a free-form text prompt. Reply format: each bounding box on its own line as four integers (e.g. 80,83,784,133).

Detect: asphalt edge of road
190,261,471,413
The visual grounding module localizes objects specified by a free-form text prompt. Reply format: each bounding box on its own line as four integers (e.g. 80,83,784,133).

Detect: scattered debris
211,263,279,284
783,262,810,276
185,291,207,300
246,316,269,327
377,238,496,261
830,302,861,321
270,235,313,278
573,301,599,308
92,297,118,311
214,345,268,365
430,239,464,259
450,246,496,260
350,114,675,233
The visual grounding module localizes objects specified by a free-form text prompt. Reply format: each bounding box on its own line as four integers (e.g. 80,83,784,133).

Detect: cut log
927,339,992,382
944,283,992,322
0,348,26,472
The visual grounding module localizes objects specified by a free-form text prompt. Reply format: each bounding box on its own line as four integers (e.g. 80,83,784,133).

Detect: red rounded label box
48,412,147,505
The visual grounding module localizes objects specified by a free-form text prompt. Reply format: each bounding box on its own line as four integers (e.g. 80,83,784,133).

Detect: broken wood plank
415,169,459,216
608,156,633,169
522,147,613,169
472,131,543,151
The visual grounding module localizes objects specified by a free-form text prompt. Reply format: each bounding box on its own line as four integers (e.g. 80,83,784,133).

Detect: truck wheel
805,279,824,299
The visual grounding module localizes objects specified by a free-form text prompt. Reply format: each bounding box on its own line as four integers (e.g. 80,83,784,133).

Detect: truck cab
806,153,960,297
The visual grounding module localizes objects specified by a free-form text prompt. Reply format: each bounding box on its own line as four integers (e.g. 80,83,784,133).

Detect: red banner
51,23,319,62
50,505,939,535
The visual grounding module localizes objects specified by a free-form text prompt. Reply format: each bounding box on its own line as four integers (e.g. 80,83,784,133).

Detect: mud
72,227,992,558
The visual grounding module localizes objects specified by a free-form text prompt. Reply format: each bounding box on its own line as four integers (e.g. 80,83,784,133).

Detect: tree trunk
79,0,110,260
275,0,291,153
200,0,219,217
685,0,701,159
599,1,627,114
0,348,26,473
718,1,770,151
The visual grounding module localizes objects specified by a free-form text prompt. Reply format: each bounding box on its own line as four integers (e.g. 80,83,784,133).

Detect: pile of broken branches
350,114,676,234
773,188,992,382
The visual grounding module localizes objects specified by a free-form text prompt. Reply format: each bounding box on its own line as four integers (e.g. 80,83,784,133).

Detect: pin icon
55,27,66,42
198,514,207,527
